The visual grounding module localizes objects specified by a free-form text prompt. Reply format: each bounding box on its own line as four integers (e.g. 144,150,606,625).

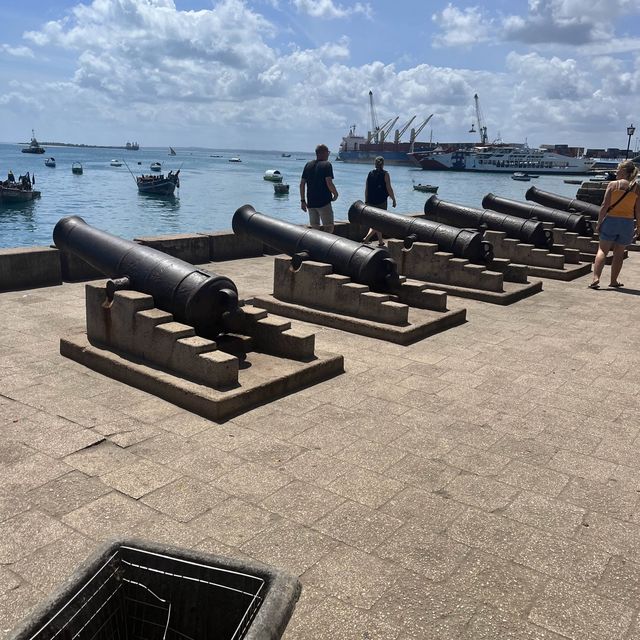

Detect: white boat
150,162,162,172
263,169,283,182
72,162,83,175
229,157,242,163
44,157,56,168
511,172,531,181
413,183,438,193
409,144,596,175
110,159,123,167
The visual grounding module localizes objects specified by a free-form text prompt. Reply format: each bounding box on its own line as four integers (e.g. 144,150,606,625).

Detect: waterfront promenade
1,253,640,639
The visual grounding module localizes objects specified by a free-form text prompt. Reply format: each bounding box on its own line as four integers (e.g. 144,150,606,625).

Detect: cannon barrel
482,193,593,236
424,195,553,249
232,204,399,290
525,185,600,219
53,216,238,335
348,200,493,263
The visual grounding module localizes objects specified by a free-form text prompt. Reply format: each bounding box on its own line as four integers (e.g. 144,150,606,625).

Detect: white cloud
431,4,493,48
290,0,371,20
0,44,34,58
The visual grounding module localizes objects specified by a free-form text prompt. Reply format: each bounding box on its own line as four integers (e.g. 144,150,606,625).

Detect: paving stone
442,472,519,511
334,438,406,473
559,476,639,521
0,492,31,523
61,491,155,540
595,555,640,609
166,445,244,482
241,519,338,575
127,431,201,464
63,440,137,476
210,462,292,503
277,450,351,488
236,435,304,466
461,605,568,640
440,443,511,476
490,435,558,466
291,423,359,456
189,498,281,547
192,422,259,451
301,545,400,609
327,467,405,509
381,486,466,528
131,513,208,547
101,458,180,498
495,460,569,497
0,452,70,494
547,450,618,484
27,470,111,516
0,582,45,635
313,500,403,552
386,455,460,491
528,578,634,640
261,481,345,525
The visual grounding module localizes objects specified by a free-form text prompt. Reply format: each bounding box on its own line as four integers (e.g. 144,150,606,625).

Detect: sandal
378,241,386,247
588,282,600,289
609,282,624,288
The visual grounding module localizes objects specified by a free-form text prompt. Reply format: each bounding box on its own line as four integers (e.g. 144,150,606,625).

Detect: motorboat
564,179,583,185
150,162,162,172
511,172,531,181
110,159,123,167
274,183,290,194
229,157,241,163
263,169,283,182
72,162,83,175
44,157,56,168
22,130,45,154
137,169,180,196
281,153,291,158
413,183,438,193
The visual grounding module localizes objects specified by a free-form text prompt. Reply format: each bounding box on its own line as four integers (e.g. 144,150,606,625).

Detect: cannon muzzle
481,193,593,236
232,205,400,291
53,215,238,336
348,200,493,263
424,195,553,249
525,186,600,219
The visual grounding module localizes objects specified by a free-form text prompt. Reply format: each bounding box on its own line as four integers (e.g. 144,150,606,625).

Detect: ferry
408,144,596,175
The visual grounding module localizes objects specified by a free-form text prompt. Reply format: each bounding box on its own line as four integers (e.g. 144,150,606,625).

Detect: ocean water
0,143,585,249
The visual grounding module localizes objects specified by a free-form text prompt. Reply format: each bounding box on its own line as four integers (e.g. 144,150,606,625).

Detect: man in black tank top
363,156,396,246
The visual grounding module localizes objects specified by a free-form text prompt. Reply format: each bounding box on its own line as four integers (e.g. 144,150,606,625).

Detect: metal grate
25,545,266,640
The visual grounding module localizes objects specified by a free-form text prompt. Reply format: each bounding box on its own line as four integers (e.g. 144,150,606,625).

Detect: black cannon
525,185,600,219
348,200,493,263
424,195,553,249
482,193,593,236
232,205,399,290
53,216,238,336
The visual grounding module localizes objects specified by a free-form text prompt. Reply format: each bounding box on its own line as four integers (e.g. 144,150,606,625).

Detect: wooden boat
564,179,582,185
150,162,162,172
413,183,438,193
72,162,83,175
511,172,531,181
1,177,40,202
274,183,290,194
44,157,56,168
263,169,283,182
137,170,180,195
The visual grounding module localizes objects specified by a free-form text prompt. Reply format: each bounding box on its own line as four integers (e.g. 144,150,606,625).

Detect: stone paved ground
1,253,640,639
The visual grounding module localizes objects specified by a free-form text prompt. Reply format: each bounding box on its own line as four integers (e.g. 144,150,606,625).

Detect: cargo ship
336,91,434,166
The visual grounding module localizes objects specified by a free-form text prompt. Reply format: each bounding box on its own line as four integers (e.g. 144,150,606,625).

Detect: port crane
409,114,434,152
394,116,416,144
470,93,488,145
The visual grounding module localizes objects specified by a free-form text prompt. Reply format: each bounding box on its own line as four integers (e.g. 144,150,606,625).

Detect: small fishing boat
564,179,582,185
168,147,176,156
150,162,162,172
229,157,241,163
137,169,180,196
110,159,123,167
511,172,531,181
263,169,283,182
413,183,438,193
281,153,291,158
1,172,40,202
274,183,290,194
72,162,83,175
44,157,56,168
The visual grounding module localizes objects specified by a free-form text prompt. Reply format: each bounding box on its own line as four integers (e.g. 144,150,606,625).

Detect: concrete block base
251,294,466,345
409,279,542,305
525,261,592,281
61,334,343,421
0,246,62,292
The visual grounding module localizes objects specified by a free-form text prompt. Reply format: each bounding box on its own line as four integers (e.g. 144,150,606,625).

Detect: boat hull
22,148,45,154
0,187,41,201
137,175,178,196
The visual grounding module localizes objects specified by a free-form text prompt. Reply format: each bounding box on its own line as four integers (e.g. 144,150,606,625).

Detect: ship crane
380,116,399,144
394,116,416,144
368,90,381,143
409,114,434,152
472,93,488,145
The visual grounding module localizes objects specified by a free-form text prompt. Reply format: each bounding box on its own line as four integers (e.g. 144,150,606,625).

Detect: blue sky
1,0,640,151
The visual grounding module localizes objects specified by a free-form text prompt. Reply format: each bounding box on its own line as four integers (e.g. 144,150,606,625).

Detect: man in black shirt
300,143,338,232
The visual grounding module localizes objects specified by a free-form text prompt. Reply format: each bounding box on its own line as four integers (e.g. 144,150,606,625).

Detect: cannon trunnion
53,215,238,336
482,193,593,236
347,200,493,263
424,195,553,249
232,204,399,291
525,185,600,219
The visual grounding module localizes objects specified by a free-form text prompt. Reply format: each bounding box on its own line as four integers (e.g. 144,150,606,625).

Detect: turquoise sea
0,143,585,249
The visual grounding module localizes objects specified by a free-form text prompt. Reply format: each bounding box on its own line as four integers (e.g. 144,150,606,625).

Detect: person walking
589,159,640,289
362,156,396,246
300,144,338,233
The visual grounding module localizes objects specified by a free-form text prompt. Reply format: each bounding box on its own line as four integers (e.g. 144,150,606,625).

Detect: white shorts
308,203,334,227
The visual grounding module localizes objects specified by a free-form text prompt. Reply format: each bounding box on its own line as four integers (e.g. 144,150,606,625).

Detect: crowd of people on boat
1,170,35,190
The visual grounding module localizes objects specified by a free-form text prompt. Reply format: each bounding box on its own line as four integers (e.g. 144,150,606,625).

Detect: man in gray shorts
300,143,338,233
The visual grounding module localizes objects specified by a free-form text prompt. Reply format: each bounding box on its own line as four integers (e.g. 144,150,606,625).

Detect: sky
1,0,640,151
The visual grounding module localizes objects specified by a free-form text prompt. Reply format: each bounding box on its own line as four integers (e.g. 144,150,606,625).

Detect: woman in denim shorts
590,160,640,289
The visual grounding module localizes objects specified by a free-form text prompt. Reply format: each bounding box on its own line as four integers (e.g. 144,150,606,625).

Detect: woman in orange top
590,160,640,289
